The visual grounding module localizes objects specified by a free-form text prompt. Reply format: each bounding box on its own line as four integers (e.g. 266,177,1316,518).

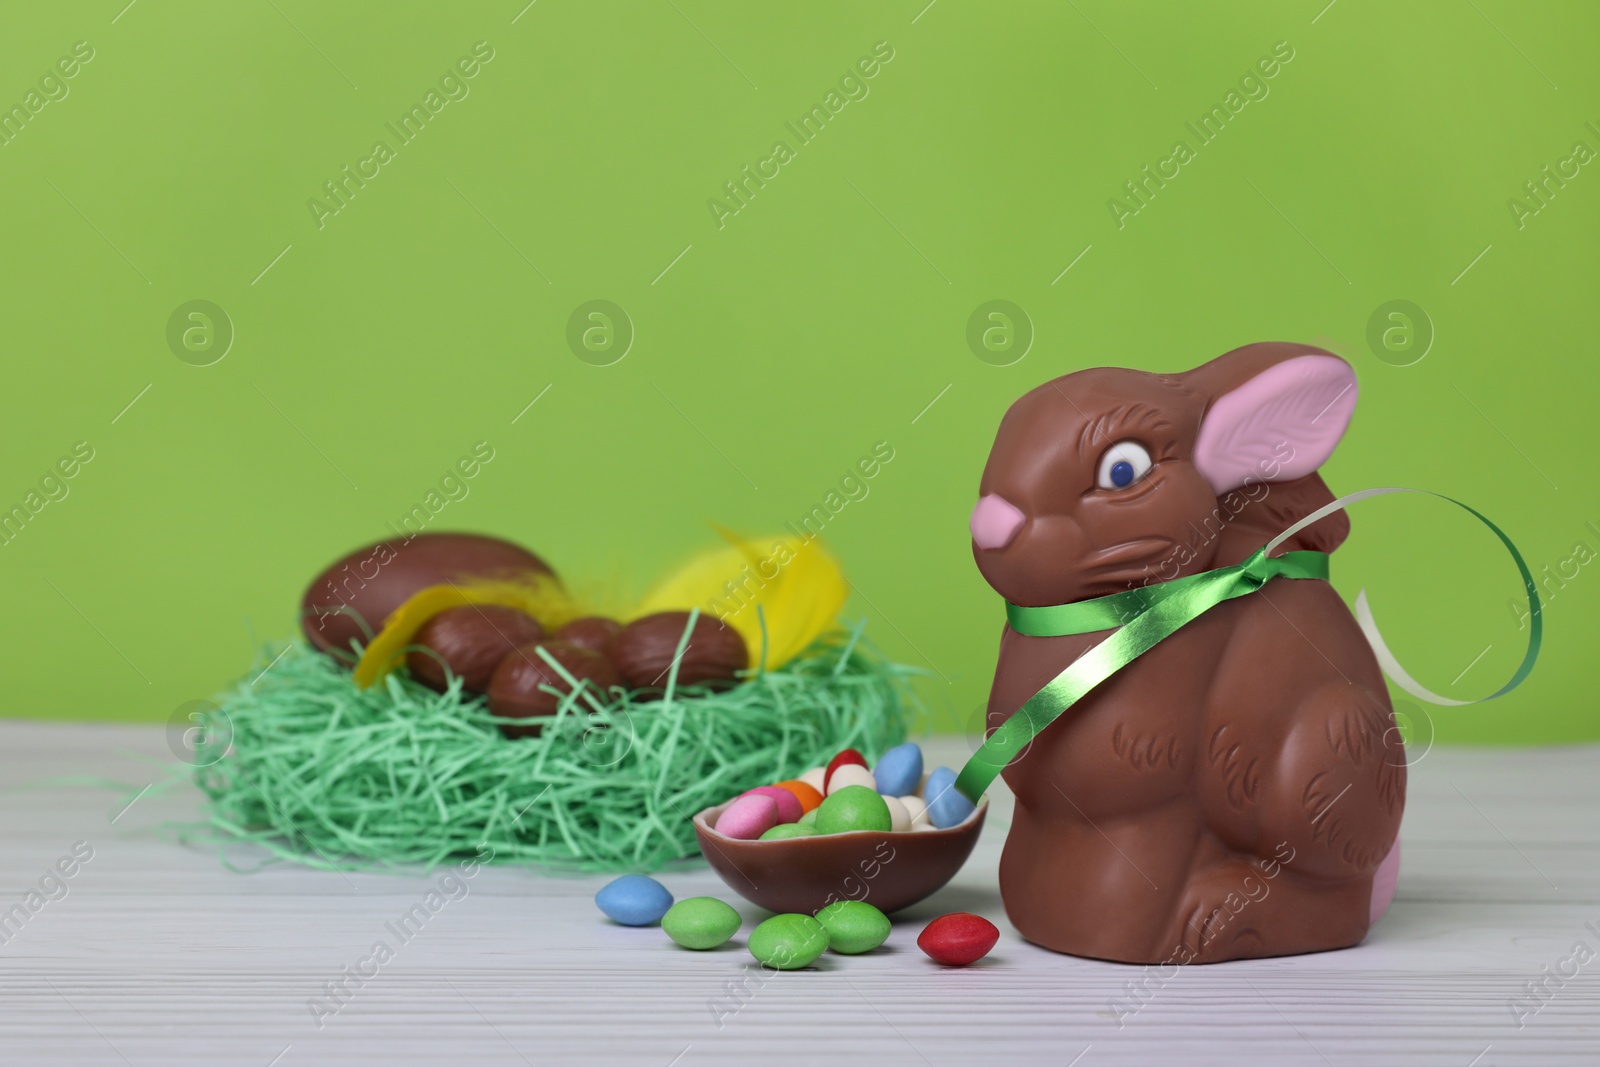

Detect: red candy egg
917,912,999,966
824,748,868,792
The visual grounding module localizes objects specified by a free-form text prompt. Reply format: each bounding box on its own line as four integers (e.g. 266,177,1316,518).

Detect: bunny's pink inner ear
1192,354,1357,495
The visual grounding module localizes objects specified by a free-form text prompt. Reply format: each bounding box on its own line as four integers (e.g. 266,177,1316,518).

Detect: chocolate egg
487,641,621,738
555,616,623,655
406,605,545,693
300,533,555,660
607,611,747,690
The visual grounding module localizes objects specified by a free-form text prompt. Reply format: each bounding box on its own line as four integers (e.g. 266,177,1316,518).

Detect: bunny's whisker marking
1048,382,1106,449
1076,403,1172,458
1309,783,1351,824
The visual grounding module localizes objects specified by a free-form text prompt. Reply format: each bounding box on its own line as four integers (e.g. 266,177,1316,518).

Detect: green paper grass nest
191,623,914,873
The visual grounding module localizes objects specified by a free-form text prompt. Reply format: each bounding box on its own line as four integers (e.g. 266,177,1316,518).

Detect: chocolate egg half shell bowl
692,798,988,915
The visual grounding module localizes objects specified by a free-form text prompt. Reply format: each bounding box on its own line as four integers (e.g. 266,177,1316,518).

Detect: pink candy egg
715,793,779,840
739,786,803,825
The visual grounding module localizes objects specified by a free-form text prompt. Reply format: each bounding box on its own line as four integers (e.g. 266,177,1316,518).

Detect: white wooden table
1,724,1595,1066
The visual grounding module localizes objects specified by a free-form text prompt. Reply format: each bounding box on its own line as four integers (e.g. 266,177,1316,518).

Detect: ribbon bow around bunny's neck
951,487,1543,805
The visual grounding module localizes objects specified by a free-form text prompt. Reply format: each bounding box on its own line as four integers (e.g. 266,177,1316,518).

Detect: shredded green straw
189,621,915,873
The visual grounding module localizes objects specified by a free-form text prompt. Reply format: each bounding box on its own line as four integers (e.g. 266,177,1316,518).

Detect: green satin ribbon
1006,551,1330,636
954,488,1543,804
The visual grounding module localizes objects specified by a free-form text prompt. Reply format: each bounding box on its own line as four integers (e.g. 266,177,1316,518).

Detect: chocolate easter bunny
970,343,1404,964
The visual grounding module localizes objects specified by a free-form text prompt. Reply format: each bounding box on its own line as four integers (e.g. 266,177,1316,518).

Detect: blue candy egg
873,742,924,798
924,766,977,829
595,874,674,926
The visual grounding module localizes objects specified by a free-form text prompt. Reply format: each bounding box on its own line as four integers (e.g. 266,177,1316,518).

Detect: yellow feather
633,533,848,670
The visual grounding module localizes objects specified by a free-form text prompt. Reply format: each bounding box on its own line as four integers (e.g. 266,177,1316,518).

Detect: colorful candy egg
872,742,923,798
774,779,824,813
816,900,891,954
924,766,977,828
716,793,779,840
826,764,878,795
823,748,868,791
740,785,803,824
595,875,674,926
662,896,741,950
748,914,828,970
759,824,818,841
814,785,891,834
882,794,912,832
917,912,999,966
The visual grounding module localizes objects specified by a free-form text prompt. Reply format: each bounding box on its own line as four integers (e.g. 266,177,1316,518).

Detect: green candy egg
759,823,818,841
816,900,891,954
814,785,892,835
661,896,742,950
797,808,819,828
748,913,828,970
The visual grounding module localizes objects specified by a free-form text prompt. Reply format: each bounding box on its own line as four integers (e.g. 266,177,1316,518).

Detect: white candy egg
882,794,912,832
826,764,877,794
798,767,827,792
898,794,927,822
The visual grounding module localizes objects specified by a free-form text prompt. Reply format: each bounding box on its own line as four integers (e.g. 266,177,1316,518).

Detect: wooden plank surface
1,723,1596,1066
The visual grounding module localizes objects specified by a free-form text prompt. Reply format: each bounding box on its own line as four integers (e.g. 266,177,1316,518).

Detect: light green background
1,1,1594,743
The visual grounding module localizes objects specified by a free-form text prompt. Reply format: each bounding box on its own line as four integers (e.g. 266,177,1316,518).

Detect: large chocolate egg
487,641,622,738
300,533,555,659
607,611,747,690
406,605,545,693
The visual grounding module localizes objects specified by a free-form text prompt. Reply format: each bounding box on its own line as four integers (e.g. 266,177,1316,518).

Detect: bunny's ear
1192,354,1356,495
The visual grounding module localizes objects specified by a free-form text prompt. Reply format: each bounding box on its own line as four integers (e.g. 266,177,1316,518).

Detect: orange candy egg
774,779,823,814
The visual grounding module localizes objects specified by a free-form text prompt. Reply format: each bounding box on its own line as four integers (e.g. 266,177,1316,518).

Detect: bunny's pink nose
970,494,1026,550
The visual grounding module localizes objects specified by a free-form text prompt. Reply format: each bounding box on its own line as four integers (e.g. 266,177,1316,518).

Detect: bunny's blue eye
1096,441,1153,491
